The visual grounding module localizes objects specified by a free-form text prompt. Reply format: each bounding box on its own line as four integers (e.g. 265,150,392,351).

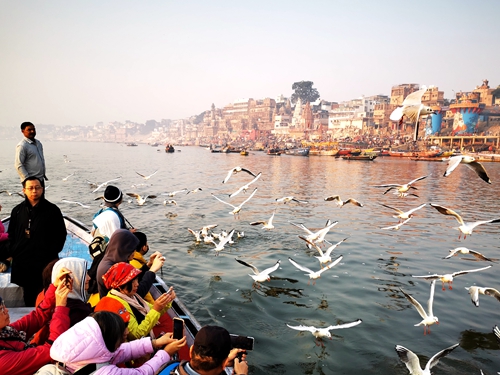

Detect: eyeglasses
24,186,43,191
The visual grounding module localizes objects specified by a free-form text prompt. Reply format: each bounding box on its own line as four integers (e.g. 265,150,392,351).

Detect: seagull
444,155,491,184
389,86,436,141
212,188,258,219
0,190,24,198
430,203,500,239
494,325,500,344
126,193,157,206
443,247,493,262
412,265,492,291
381,217,413,230
275,196,308,204
209,229,235,255
187,228,202,243
250,210,276,230
222,166,257,184
236,231,245,238
381,203,426,222
395,343,459,375
287,319,362,345
299,236,348,266
465,286,500,307
395,192,419,198
229,172,262,198
92,177,122,193
62,173,75,181
163,199,177,206
399,280,439,335
288,255,343,285
235,258,281,287
85,179,98,189
162,189,188,197
187,188,203,194
324,195,363,208
201,224,218,237
373,175,427,197
61,199,90,208
291,220,338,248
135,170,158,180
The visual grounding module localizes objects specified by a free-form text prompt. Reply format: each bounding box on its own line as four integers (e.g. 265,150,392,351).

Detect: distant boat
240,150,249,156
267,148,282,156
342,154,377,161
126,142,138,147
165,144,175,153
284,147,310,156
150,142,159,147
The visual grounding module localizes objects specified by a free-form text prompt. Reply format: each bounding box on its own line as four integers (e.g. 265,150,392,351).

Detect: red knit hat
94,297,130,323
102,262,141,290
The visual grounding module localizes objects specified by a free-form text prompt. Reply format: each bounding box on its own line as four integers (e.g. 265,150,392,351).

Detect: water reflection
459,329,500,351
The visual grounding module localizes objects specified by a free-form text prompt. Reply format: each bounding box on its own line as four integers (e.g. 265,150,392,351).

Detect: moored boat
165,144,175,153
388,150,440,158
126,142,138,147
240,150,249,156
342,154,377,161
267,148,282,155
284,147,310,156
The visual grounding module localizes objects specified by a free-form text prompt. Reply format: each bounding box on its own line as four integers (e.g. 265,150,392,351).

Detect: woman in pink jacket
50,311,186,374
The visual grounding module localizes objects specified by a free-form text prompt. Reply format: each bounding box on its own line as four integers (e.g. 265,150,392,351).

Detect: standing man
7,177,66,306
15,122,47,184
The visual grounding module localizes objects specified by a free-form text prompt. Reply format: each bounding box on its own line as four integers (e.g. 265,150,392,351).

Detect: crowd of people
0,122,250,375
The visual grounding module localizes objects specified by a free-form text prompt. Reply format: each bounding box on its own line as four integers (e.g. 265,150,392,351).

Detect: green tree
291,81,320,104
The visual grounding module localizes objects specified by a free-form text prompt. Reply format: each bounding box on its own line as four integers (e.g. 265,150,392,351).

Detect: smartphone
230,334,254,350
173,317,184,340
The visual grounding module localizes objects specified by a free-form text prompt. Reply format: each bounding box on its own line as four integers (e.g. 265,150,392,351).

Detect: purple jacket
50,316,170,375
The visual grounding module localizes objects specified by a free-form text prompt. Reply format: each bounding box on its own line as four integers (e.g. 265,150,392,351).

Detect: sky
1,0,500,127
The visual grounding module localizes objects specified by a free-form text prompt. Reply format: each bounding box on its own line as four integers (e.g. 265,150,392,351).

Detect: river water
1,139,499,374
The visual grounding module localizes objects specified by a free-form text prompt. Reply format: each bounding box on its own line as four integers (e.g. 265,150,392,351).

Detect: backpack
154,360,181,375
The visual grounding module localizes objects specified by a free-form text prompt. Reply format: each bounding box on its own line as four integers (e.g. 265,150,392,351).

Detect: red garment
0,284,70,375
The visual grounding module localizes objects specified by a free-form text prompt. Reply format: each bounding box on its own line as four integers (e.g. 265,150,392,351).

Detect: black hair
118,274,139,294
190,351,226,372
41,259,59,291
92,311,126,352
20,122,34,130
22,176,43,188
133,232,147,251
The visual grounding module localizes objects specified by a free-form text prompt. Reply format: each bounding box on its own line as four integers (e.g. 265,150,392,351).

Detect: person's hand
149,254,165,273
227,349,247,367
53,267,72,287
147,251,162,268
152,292,172,312
55,282,71,307
129,228,137,233
233,356,248,375
164,336,186,356
154,332,173,348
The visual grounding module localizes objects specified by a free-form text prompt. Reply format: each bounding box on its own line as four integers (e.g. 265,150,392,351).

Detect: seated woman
99,262,175,340
0,269,71,375
50,311,186,374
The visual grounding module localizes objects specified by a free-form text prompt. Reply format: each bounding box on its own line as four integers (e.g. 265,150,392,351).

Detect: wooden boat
337,148,361,156
165,144,175,153
342,154,377,161
388,150,440,158
267,148,282,156
284,147,310,156
410,157,445,162
0,215,201,347
240,150,249,156
126,142,138,147
309,148,337,156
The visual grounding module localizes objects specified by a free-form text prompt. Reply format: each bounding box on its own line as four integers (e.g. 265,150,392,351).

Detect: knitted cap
102,262,141,290
104,185,122,203
94,297,130,323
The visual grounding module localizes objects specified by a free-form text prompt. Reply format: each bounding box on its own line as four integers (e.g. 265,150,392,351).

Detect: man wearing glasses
14,122,47,185
7,177,66,306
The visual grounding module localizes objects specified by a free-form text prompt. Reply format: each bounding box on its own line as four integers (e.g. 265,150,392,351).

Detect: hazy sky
1,1,499,127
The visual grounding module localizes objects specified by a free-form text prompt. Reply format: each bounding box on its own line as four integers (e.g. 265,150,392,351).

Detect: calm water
1,139,500,374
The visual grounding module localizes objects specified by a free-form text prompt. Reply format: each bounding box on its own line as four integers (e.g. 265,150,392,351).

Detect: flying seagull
222,166,258,184
288,255,343,285
395,343,459,375
92,177,122,193
399,280,439,335
412,265,492,291
287,319,362,345
229,172,262,198
235,258,280,287
443,247,493,262
126,193,157,206
324,195,363,208
465,286,500,307
389,86,436,141
381,217,413,230
61,199,90,208
373,175,427,197
276,196,308,204
62,173,75,181
212,188,257,219
380,203,426,222
298,236,348,267
0,190,24,198
162,189,187,197
135,170,159,180
250,210,276,230
443,155,491,184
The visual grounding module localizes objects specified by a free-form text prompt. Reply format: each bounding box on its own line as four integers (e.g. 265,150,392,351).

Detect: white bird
443,247,493,261
444,155,491,184
84,180,98,189
324,195,363,208
212,188,258,219
209,229,235,255
275,196,308,204
61,199,90,208
222,166,257,184
389,86,436,141
381,203,426,222
288,255,343,285
373,175,427,197
299,236,348,266
62,173,75,181
229,172,262,198
236,231,245,238
163,199,177,206
430,203,500,239
201,224,218,237
187,187,203,194
135,170,158,180
250,211,276,230
399,280,439,335
291,220,338,248
92,177,122,193
395,343,459,375
235,258,281,287
465,286,500,307
162,189,187,197
187,228,202,243
412,265,492,291
287,319,362,344
126,193,157,206
493,325,500,344
381,217,413,230
0,190,24,198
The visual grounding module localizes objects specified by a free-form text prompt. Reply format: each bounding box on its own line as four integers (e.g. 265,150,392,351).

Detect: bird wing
147,170,159,179
211,193,236,209
466,161,491,184
135,171,146,178
381,217,412,230
318,255,343,274
324,195,340,202
146,195,157,199
427,280,436,317
324,238,348,257
249,221,265,226
298,235,324,255
400,288,428,320
484,288,500,302
452,265,491,277
394,345,422,374
292,198,309,204
469,249,493,261
402,87,427,106
290,222,314,235
238,188,258,208
381,203,404,215
345,198,363,207
220,230,235,246
286,324,315,333
288,257,314,274
372,184,400,188
407,175,428,186
222,168,236,184
406,203,427,215
443,155,463,177
383,187,396,195
327,319,362,331
261,260,280,276
493,326,500,343
235,258,259,275
104,176,122,184
268,211,275,225
443,248,460,259
411,274,440,281
241,168,258,178
425,343,460,372
430,204,464,225
389,106,404,121
228,185,246,198
126,193,140,199
412,105,423,141
466,286,479,306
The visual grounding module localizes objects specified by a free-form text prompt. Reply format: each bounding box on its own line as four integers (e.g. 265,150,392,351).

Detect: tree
291,81,320,104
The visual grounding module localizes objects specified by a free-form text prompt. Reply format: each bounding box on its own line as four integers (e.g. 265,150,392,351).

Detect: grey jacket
15,137,46,182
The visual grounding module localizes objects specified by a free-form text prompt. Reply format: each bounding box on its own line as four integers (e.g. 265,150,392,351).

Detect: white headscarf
51,257,88,302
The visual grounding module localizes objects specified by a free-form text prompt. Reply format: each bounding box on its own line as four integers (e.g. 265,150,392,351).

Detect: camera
230,334,254,351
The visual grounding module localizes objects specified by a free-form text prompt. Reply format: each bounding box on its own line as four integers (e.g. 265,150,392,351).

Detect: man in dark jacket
7,177,66,306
